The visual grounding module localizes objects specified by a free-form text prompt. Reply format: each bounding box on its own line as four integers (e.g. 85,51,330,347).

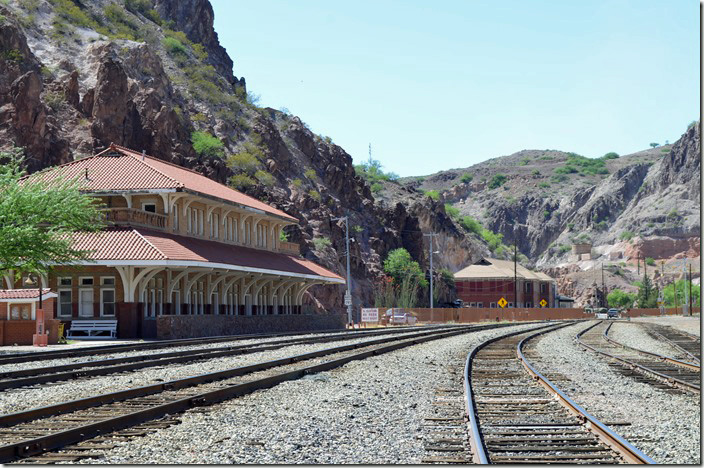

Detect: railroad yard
0,317,698,464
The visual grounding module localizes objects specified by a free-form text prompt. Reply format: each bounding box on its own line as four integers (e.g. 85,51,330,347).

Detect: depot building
454,258,556,308
4,144,345,339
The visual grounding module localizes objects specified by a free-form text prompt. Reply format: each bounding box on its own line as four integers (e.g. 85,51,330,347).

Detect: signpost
344,291,352,307
498,297,507,308
361,308,379,323
540,299,547,308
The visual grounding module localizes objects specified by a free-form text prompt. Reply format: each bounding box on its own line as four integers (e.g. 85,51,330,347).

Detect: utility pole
637,255,640,275
683,261,688,316
689,263,693,316
424,233,438,309
332,214,353,325
601,262,606,308
514,244,517,308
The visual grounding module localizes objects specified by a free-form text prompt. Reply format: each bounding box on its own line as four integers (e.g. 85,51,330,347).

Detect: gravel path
608,321,690,360
0,330,434,415
531,320,700,464
632,316,701,337
72,323,542,464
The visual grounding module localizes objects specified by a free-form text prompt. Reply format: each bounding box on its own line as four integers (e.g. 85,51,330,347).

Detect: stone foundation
155,313,346,340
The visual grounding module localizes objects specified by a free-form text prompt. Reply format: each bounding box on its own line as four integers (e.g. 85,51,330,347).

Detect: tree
636,273,658,308
0,148,105,278
663,280,700,307
649,142,659,148
383,248,427,288
607,289,636,308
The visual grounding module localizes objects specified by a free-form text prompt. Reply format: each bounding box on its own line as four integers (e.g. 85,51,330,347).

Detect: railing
278,241,300,255
103,208,169,230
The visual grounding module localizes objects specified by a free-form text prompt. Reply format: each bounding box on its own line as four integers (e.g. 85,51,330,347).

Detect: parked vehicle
384,309,418,325
607,308,620,319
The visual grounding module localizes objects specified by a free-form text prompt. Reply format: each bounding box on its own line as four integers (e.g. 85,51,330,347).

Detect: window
197,209,204,235
469,302,476,308
142,203,156,213
58,277,72,287
232,218,238,242
477,302,483,308
212,213,219,239
101,277,115,286
525,302,532,308
540,283,546,293
58,290,72,317
508,302,514,308
187,207,193,233
525,282,532,293
490,302,497,308
80,277,94,286
173,205,179,231
101,289,115,316
172,291,180,314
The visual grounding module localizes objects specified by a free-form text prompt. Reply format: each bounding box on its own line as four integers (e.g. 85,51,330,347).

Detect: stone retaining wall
156,313,346,340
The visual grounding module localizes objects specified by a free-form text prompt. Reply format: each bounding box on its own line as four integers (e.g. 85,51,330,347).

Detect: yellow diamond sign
498,297,507,308
540,299,547,307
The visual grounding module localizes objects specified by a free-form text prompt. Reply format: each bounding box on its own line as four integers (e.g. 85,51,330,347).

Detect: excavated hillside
0,0,489,312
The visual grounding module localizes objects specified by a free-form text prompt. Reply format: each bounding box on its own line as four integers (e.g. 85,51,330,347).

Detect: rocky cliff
0,0,485,312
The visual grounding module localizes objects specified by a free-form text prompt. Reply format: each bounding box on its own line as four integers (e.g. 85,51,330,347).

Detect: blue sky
211,0,699,177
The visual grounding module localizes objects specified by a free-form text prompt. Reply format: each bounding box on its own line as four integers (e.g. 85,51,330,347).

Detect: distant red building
454,258,555,308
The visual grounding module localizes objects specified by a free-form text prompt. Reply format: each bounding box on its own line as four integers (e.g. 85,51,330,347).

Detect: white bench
66,320,118,339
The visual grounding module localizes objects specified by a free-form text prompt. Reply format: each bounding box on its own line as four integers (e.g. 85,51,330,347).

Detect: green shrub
543,210,551,220
551,174,568,183
444,203,460,219
460,173,473,184
531,169,540,176
228,152,261,174
43,91,65,111
308,190,321,201
567,222,575,231
538,182,550,189
371,182,383,193
488,174,507,189
354,158,398,184
162,37,188,57
645,257,655,266
254,170,275,186
291,178,303,188
279,230,288,242
312,236,331,250
4,49,23,63
554,165,578,174
539,155,554,160
304,168,318,180
619,230,635,241
352,225,363,233
191,131,224,158
603,152,619,159
124,0,162,24
594,220,608,231
425,190,439,200
519,158,530,166
104,3,141,40
229,174,255,190
459,216,482,236
687,120,698,130
558,244,571,254
481,228,504,251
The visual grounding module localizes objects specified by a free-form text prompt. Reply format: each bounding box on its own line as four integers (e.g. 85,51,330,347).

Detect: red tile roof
0,289,53,300
23,144,297,222
71,228,344,282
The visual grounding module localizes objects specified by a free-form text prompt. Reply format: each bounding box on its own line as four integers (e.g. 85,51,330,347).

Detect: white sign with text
361,308,379,322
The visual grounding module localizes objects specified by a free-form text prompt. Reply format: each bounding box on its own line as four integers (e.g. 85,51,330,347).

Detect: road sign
540,299,547,307
344,292,352,306
498,297,507,308
361,308,379,322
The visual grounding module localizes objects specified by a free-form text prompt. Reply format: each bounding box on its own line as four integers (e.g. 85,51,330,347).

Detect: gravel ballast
532,320,700,464
71,323,542,464
0,330,439,414
608,322,690,360
631,316,701,336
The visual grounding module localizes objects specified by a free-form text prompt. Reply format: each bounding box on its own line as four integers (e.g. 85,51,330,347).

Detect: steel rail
518,326,656,465
576,321,700,394
642,326,700,365
0,323,508,463
463,322,561,464
0,327,454,390
603,323,700,371
0,324,450,365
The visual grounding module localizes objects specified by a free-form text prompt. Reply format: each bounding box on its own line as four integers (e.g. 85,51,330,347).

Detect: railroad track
641,323,700,364
0,326,465,391
465,323,655,464
0,325,448,366
0,322,520,463
577,321,700,394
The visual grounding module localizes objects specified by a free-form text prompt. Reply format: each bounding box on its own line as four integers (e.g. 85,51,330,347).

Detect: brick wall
408,307,590,323
0,319,59,346
156,313,346,340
